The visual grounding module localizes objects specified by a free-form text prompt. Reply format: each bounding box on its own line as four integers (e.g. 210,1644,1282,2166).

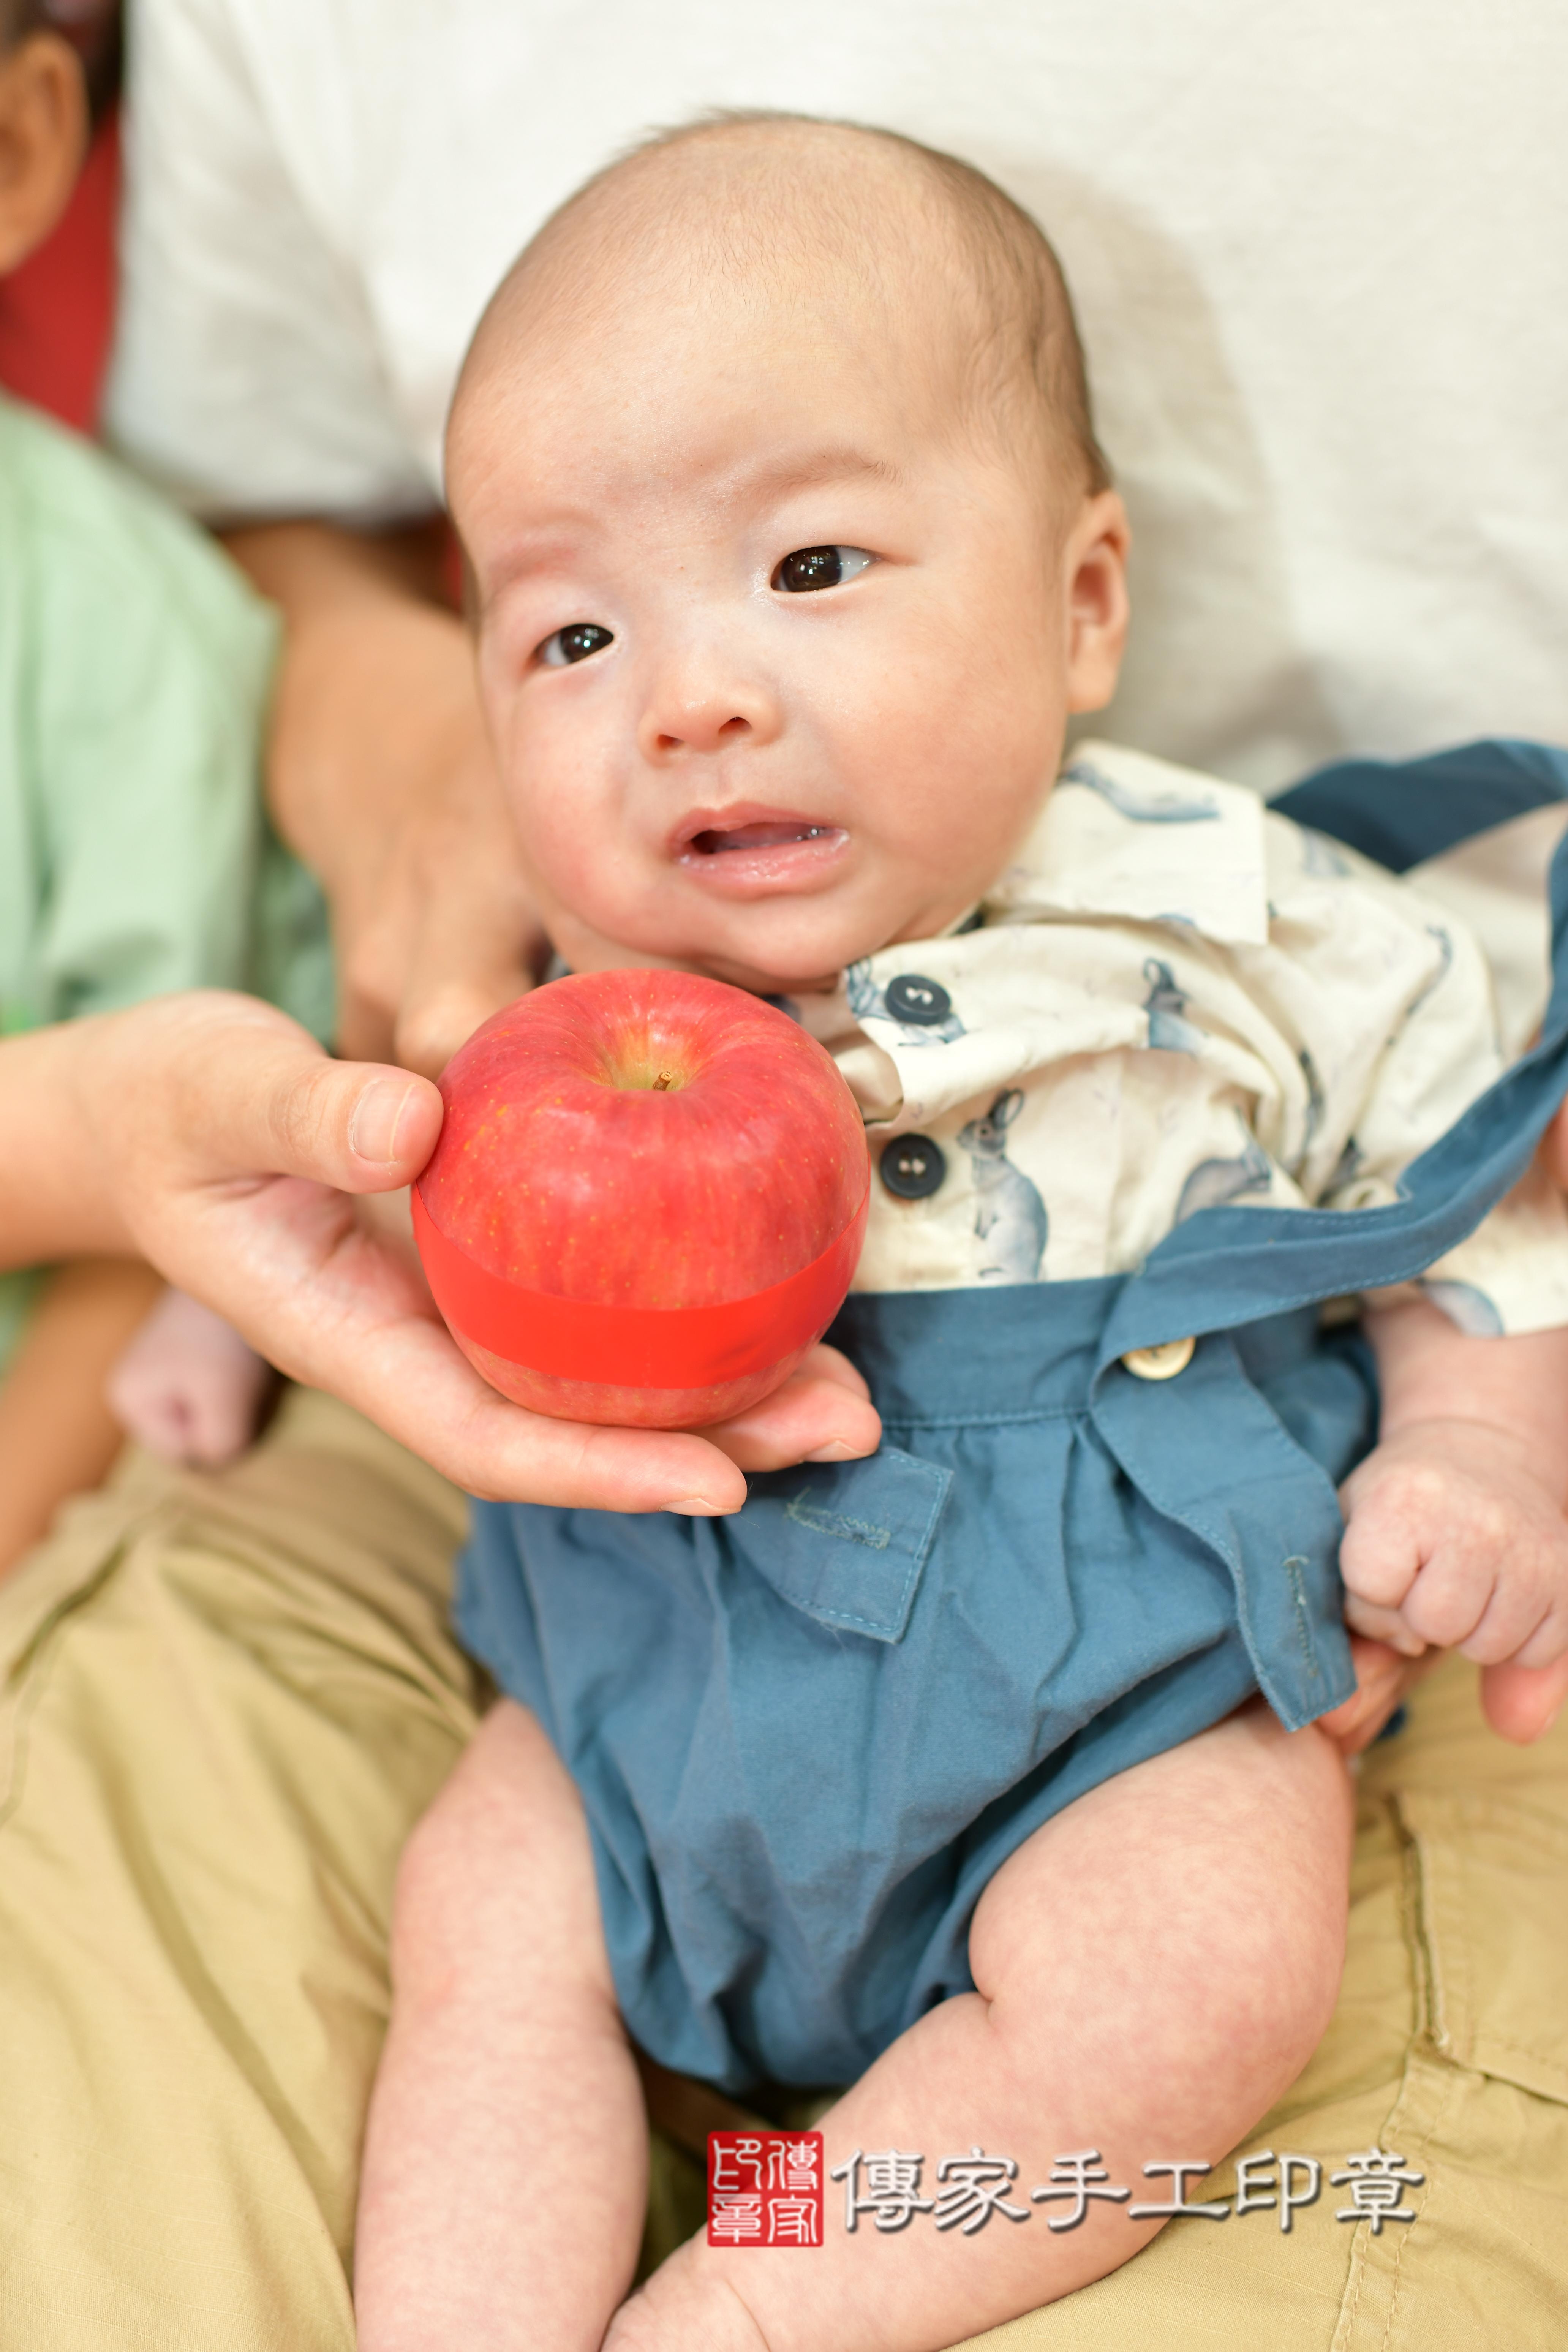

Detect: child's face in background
0,24,89,275
450,245,1129,997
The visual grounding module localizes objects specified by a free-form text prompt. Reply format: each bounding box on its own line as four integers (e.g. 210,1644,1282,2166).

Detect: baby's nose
638,652,782,762
651,710,752,757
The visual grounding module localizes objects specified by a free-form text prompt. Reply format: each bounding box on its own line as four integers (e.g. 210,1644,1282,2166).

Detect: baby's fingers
1340,1454,1510,1650
1337,1459,1427,1614
1342,1593,1429,1657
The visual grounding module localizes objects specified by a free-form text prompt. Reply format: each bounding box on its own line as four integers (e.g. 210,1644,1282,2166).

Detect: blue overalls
459,742,1568,2094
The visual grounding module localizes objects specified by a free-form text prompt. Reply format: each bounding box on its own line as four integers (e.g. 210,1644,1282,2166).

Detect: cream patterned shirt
788,741,1568,1336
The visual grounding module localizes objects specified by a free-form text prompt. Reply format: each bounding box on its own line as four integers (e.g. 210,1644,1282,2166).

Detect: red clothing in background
0,109,119,433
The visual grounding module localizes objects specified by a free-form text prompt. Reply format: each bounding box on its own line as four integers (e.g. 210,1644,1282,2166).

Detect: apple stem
653,1071,675,1091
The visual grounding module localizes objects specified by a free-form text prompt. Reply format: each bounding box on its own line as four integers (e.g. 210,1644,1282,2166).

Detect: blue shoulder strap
1099,741,1568,1367
1273,736,1568,873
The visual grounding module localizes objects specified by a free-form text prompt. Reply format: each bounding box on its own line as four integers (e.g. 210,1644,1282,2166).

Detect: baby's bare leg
354,1701,647,2352
609,1703,1353,2352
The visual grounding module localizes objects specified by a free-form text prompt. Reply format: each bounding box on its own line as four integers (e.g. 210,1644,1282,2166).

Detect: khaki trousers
0,1388,1562,2349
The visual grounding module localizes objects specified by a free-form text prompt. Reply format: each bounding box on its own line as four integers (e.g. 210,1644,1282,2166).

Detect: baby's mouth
683,816,843,856
670,806,849,898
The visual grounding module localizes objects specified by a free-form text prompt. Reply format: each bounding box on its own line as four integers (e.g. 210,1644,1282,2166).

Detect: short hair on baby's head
461,112,1111,503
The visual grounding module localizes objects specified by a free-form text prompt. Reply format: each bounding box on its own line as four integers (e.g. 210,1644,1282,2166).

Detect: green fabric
0,1268,43,1376
0,394,334,1369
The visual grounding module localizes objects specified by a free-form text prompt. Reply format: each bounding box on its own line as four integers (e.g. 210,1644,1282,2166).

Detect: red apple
413,969,870,1428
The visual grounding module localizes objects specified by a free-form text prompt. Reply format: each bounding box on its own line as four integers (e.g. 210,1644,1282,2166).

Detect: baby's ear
1063,490,1131,716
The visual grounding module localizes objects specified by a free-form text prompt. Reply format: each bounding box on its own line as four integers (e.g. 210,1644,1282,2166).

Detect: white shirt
801,742,1568,1335
109,0,1568,792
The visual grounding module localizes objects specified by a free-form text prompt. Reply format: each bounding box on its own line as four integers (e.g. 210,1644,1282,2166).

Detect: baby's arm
1342,1295,1568,1741
0,1258,164,1576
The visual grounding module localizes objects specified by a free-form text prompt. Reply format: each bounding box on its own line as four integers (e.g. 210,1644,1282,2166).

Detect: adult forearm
0,1021,133,1267
222,520,476,891
221,518,541,1073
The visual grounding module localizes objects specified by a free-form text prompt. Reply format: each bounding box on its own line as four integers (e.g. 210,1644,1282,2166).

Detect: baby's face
451,266,1127,995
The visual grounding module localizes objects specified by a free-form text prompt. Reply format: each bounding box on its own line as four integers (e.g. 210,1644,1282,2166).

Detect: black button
880,1134,947,1200
885,973,952,1027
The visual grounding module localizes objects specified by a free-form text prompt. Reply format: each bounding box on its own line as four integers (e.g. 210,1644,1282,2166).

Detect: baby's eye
771,546,875,594
537,622,614,667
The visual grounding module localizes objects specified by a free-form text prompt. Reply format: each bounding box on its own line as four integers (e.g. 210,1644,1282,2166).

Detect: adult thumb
1480,1652,1568,1745
103,996,446,1198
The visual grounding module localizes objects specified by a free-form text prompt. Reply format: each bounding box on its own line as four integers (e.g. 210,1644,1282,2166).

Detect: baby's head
447,114,1129,995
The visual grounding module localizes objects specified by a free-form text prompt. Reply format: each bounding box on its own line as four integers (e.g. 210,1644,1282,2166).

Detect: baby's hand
1339,1418,1568,1743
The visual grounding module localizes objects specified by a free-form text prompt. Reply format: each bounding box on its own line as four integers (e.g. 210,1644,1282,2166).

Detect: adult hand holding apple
0,992,881,1512
414,971,871,1427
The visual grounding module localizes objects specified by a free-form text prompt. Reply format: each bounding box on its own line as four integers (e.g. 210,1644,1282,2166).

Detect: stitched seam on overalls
1094,1342,1339,1719
1282,1556,1318,1683
1191,1383,1335,1699
877,1404,1090,1434
785,1465,952,1635
782,1497,892,1549
805,1598,915,1636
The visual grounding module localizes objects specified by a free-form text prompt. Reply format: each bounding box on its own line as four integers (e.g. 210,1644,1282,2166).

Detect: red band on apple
412,1182,869,1389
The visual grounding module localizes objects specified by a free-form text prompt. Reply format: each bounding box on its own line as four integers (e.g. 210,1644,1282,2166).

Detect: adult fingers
783,1341,872,1400
181,1195,753,1515
388,745,547,1079
1456,1579,1562,1667
704,1345,881,1473
356,1325,751,1513
93,996,446,1200
392,890,542,1081
334,816,541,1079
1317,1639,1429,1758
1479,1652,1568,1745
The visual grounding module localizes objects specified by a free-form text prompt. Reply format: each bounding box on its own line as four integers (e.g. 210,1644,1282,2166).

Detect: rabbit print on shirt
957,1090,1048,1282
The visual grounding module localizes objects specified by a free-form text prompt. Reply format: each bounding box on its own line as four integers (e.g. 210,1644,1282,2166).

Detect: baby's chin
546,935,844,1001
541,905,896,1002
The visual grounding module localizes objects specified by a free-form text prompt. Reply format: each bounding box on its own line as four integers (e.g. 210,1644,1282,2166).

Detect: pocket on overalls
727,1448,953,1642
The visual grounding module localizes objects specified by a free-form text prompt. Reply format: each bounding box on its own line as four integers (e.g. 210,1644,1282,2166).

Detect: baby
0,0,329,1573
355,119,1568,2349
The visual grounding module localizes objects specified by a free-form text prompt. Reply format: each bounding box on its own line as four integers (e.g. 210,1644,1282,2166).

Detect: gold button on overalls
1119,1336,1197,1381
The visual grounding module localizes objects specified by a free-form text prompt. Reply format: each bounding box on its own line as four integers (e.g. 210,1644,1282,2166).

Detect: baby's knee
977,1718,1351,2107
